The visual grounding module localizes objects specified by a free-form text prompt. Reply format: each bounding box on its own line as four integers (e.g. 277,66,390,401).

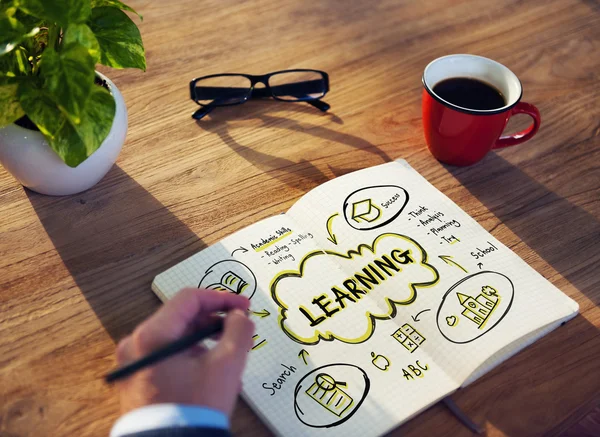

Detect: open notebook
152,160,578,436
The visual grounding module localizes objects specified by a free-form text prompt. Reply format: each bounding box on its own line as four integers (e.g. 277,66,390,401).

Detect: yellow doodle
351,198,381,223
270,233,440,345
305,373,354,417
445,315,458,327
457,285,500,329
371,352,391,371
391,323,426,353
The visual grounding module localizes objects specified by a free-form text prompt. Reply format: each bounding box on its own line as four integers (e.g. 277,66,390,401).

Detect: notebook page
152,213,456,436
461,317,574,386
286,160,578,387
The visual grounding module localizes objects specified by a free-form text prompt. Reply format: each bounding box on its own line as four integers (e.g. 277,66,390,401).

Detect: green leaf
90,0,142,20
0,12,39,56
41,45,95,124
19,81,116,167
14,8,46,28
63,23,100,63
72,84,116,159
0,1,18,15
18,80,65,138
0,78,24,126
0,45,31,76
90,7,145,71
18,0,91,26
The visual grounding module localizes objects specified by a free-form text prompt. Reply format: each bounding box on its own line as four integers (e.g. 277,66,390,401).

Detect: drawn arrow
326,213,339,245
438,255,468,274
411,308,431,322
249,309,270,318
231,247,248,256
477,262,483,270
298,349,310,365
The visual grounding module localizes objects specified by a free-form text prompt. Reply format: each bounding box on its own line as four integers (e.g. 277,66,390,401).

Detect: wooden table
1,0,599,435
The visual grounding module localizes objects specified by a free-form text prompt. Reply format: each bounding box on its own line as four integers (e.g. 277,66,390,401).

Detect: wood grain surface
1,0,599,436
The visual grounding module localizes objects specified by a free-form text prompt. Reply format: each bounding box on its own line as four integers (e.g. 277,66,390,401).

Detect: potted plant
0,0,145,195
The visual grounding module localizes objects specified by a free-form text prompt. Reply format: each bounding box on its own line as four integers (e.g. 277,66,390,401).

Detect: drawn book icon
457,285,500,329
152,160,579,436
305,373,354,418
207,271,248,295
350,198,381,223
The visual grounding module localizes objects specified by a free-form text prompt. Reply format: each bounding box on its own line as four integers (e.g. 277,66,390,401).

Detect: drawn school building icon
457,285,500,329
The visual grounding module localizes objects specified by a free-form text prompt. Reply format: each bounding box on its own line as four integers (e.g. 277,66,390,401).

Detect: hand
115,288,254,416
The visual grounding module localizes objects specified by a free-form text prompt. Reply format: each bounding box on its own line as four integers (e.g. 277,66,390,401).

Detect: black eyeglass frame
189,69,330,119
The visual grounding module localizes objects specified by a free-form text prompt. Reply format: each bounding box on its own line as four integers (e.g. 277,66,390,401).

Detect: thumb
215,309,255,360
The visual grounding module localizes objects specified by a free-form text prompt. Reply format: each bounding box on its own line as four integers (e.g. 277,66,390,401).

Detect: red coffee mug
422,54,541,166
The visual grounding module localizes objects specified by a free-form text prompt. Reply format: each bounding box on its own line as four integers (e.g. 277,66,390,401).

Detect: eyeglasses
189,69,330,120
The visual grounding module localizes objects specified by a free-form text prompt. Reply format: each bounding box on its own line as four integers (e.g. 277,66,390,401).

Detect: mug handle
493,102,541,149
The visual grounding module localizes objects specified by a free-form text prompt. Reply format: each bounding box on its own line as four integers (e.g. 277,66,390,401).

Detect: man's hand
115,288,254,416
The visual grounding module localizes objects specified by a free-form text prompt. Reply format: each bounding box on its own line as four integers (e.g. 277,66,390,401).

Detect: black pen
104,319,224,384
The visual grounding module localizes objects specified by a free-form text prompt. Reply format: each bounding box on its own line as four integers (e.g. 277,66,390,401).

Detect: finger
186,343,209,358
215,309,255,360
116,336,134,365
133,289,249,353
190,313,225,332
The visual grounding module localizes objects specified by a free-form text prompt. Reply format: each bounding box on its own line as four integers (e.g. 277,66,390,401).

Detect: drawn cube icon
351,199,381,223
392,323,426,353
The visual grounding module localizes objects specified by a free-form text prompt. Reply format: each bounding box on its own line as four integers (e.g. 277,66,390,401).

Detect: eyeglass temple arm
307,99,330,112
251,86,329,111
192,105,214,120
258,80,327,98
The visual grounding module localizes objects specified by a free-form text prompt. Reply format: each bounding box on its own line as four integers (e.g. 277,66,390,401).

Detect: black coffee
433,77,505,110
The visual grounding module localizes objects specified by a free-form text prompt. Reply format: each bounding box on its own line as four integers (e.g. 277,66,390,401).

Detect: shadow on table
447,153,600,305
26,165,207,342
441,152,600,436
195,100,392,191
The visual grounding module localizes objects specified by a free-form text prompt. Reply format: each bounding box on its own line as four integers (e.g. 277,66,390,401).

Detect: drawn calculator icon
392,323,426,353
305,373,354,418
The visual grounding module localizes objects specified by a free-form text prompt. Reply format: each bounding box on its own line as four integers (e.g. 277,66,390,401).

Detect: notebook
152,160,578,436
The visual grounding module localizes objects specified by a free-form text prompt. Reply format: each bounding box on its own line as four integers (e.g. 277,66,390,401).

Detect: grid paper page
152,160,578,435
286,160,579,387
153,213,456,436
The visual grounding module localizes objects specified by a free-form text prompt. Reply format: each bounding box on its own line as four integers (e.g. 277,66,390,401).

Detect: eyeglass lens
268,71,327,101
194,75,252,106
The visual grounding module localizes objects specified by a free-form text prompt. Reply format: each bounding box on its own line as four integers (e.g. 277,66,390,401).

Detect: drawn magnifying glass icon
315,373,346,391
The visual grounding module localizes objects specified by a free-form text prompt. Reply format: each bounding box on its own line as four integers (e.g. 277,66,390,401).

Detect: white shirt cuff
110,404,229,437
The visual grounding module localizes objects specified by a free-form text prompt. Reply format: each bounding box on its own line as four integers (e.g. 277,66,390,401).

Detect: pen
104,318,224,384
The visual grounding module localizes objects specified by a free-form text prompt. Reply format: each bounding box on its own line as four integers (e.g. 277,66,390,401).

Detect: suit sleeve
117,428,230,437
110,404,230,437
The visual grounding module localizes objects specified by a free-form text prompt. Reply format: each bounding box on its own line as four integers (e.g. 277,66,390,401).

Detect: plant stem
48,24,60,51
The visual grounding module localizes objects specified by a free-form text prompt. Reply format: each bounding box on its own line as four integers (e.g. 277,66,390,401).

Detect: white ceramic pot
0,71,127,196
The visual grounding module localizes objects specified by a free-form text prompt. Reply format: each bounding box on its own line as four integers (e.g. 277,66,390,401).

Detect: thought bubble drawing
436,271,514,344
343,185,409,231
270,233,439,345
